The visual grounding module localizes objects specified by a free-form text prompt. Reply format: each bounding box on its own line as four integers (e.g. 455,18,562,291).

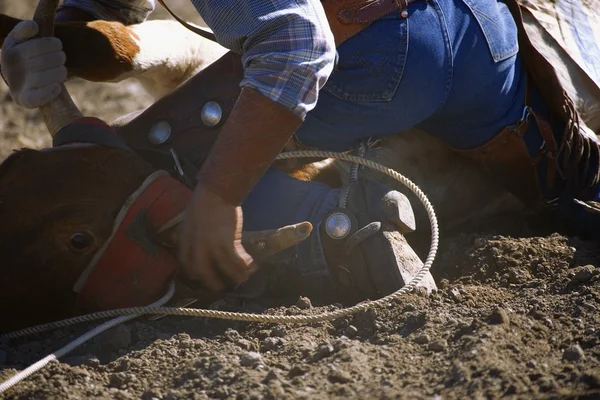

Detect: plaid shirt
60,0,336,119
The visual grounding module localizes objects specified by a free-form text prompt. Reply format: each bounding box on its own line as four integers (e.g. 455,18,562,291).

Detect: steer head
0,0,312,333
0,144,157,332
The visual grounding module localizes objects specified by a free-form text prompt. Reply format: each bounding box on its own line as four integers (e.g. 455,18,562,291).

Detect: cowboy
1,0,598,301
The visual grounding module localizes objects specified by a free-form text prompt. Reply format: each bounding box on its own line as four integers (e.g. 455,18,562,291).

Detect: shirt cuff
239,31,336,119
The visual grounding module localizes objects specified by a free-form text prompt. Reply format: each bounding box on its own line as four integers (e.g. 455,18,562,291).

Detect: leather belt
323,0,427,46
158,0,426,48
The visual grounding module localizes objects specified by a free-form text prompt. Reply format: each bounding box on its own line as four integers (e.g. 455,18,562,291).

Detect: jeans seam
430,0,453,110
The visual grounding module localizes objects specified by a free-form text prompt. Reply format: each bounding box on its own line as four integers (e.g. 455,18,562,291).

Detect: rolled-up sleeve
59,0,155,25
191,0,337,119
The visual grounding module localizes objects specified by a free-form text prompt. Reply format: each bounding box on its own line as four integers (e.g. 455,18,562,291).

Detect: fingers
213,241,256,288
27,50,66,72
179,234,255,293
4,20,39,49
177,219,218,291
26,64,67,88
14,36,63,59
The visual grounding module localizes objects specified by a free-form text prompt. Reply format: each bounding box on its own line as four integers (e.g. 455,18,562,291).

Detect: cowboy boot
318,177,438,301
231,175,437,305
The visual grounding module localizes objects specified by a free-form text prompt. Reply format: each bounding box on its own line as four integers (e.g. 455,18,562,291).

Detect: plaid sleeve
191,0,337,119
59,0,155,25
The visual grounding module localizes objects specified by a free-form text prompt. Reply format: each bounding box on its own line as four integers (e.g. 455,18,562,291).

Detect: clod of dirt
296,296,313,309
569,265,595,286
582,371,600,388
109,372,130,389
270,326,286,338
450,361,471,384
64,353,99,367
315,343,335,360
488,307,510,325
450,288,463,302
509,268,532,284
414,334,430,344
344,325,358,338
240,351,262,367
428,339,448,352
288,365,309,378
562,345,585,362
260,337,280,352
262,369,279,383
328,369,354,384
223,328,241,342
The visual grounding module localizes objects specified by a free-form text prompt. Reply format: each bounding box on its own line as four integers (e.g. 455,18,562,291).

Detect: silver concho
201,101,223,127
147,121,172,145
325,212,352,239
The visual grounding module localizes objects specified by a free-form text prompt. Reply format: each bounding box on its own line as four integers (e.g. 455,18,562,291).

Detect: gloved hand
0,20,67,109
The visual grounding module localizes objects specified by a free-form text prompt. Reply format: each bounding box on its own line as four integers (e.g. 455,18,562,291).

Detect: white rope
0,151,439,393
0,282,175,395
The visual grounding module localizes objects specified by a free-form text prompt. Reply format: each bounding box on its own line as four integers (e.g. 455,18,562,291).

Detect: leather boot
319,177,437,301
228,176,438,305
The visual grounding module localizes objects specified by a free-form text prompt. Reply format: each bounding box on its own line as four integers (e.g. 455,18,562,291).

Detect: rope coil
0,150,439,393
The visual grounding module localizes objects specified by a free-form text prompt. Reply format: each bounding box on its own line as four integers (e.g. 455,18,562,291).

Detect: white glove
0,20,67,109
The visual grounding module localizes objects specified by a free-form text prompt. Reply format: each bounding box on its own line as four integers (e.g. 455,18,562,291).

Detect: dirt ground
1,1,599,399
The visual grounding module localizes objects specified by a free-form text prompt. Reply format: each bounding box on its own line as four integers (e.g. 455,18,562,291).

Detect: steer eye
69,232,95,252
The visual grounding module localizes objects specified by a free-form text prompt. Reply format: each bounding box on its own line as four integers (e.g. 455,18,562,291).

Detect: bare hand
178,185,257,292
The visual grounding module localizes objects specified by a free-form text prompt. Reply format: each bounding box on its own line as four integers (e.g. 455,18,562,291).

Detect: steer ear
0,149,34,182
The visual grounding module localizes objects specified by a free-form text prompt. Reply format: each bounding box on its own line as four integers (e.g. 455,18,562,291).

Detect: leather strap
323,0,423,46
53,117,132,152
157,0,217,43
158,0,423,47
114,51,244,169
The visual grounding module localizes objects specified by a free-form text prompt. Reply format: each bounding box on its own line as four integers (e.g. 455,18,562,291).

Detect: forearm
58,0,155,24
196,87,303,206
194,0,336,204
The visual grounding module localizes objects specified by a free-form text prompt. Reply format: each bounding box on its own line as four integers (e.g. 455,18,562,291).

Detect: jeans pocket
323,13,408,102
460,0,519,62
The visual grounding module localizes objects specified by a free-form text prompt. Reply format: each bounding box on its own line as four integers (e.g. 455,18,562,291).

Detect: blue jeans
242,0,528,275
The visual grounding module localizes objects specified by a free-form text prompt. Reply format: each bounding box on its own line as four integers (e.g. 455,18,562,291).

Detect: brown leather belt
159,0,426,47
323,0,426,46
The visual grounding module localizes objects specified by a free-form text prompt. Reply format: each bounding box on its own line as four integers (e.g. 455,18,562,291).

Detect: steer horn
33,0,83,136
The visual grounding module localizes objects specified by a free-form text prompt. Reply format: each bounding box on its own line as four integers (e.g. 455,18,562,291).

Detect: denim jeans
241,0,529,275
